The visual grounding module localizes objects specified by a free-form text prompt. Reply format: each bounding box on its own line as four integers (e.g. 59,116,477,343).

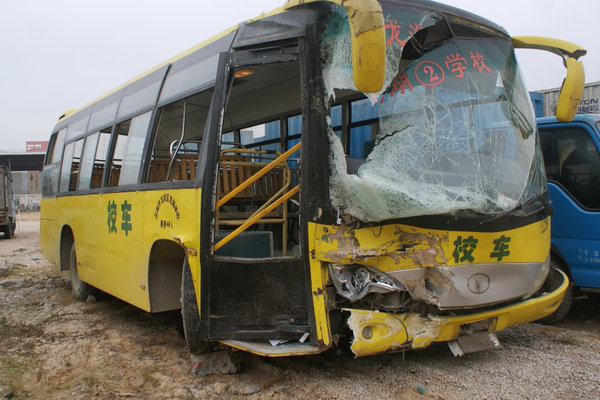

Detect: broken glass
321,5,543,222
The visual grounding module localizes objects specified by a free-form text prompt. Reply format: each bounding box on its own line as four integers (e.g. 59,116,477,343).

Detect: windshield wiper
481,194,553,224
498,94,534,139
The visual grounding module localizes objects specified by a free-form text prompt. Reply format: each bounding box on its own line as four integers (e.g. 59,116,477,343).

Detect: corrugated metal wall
12,171,40,194
536,81,600,117
12,171,41,211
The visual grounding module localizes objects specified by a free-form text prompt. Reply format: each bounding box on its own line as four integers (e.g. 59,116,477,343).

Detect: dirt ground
1,212,599,400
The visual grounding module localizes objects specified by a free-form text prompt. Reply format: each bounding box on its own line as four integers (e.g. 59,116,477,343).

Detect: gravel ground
0,213,599,399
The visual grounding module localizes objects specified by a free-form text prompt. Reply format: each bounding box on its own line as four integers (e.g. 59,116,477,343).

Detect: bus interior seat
147,154,199,182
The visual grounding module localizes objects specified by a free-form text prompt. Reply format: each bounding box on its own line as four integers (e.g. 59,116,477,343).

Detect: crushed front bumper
346,268,568,357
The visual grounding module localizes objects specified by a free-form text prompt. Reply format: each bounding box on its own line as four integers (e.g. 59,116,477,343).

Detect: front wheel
538,261,573,324
69,242,94,301
181,259,210,354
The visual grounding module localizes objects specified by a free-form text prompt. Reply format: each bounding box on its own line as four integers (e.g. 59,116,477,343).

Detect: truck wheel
538,261,573,324
181,259,210,354
4,222,12,239
69,242,94,301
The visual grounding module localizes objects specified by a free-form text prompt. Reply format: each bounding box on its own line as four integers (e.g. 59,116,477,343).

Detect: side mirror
513,36,586,122
284,0,386,93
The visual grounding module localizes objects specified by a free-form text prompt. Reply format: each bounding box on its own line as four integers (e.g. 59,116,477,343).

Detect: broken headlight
328,264,406,302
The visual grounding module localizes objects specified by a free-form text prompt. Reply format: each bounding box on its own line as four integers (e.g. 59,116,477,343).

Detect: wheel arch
147,239,186,313
549,244,572,279
59,225,74,271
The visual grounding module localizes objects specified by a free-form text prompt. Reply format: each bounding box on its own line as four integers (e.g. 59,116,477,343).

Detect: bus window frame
45,131,59,166
142,88,215,186
77,131,101,191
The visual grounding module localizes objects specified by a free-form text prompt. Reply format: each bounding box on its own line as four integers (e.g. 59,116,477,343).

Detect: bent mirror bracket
513,36,586,122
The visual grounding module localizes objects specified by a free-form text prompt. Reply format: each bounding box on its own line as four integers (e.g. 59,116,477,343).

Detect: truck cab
0,165,16,239
537,114,600,321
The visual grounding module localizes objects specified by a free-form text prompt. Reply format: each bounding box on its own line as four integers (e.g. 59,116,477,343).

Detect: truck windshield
322,5,545,222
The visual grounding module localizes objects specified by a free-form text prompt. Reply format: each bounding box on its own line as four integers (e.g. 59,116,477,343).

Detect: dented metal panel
233,8,315,49
343,268,567,357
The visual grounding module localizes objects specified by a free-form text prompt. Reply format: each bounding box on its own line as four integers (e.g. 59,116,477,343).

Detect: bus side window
107,121,130,187
107,111,152,187
50,129,67,164
91,128,112,189
349,98,379,159
77,132,100,191
68,139,84,191
42,128,67,197
59,142,75,193
241,120,281,152
146,90,212,183
118,111,152,186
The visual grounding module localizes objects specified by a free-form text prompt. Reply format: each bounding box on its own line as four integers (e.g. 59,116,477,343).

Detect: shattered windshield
321,4,544,222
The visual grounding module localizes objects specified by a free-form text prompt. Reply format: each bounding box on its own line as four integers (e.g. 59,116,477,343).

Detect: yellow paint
556,57,585,122
347,270,568,356
512,36,586,59
312,218,551,270
307,222,332,346
40,188,201,312
513,36,586,122
346,309,409,356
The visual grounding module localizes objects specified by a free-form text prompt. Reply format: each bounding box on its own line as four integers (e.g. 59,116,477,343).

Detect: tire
3,223,12,239
69,242,94,301
181,259,210,354
538,262,573,324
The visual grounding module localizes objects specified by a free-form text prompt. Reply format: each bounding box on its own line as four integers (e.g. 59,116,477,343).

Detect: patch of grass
82,375,98,388
142,367,160,388
2,358,22,374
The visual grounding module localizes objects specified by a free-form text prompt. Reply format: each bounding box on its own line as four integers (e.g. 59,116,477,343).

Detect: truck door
539,120,600,289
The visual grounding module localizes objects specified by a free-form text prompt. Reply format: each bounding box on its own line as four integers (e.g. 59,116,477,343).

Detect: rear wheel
3,221,12,239
538,260,573,324
69,242,94,301
181,259,210,354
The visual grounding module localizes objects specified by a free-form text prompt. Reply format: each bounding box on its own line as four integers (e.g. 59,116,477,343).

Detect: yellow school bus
41,0,585,357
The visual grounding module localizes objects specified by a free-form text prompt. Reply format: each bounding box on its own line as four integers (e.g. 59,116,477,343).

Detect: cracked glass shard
321,5,544,222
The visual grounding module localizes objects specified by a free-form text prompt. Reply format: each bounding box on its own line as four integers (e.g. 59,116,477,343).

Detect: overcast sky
1,0,597,151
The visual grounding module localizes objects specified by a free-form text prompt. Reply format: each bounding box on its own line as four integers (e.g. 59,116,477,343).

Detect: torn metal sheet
346,309,441,356
328,263,405,301
386,258,551,309
314,222,447,268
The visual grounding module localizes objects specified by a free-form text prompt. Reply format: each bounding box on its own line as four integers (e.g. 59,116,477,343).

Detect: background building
0,141,47,211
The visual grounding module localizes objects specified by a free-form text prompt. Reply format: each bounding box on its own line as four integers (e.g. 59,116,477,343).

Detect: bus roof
54,0,507,131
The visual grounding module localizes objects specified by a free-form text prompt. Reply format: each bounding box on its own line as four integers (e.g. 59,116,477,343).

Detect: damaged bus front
301,1,584,357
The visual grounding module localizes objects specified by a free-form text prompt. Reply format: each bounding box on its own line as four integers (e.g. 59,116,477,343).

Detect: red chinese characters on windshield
385,18,424,46
381,50,492,103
